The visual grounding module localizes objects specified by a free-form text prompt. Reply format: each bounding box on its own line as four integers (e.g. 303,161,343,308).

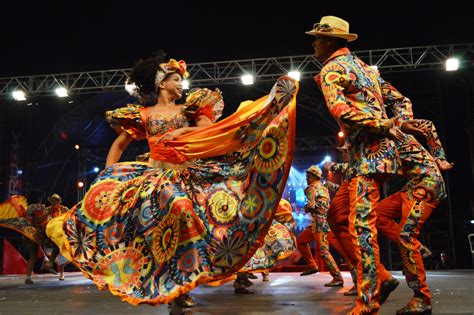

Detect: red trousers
327,182,392,288
296,226,343,280
376,191,436,301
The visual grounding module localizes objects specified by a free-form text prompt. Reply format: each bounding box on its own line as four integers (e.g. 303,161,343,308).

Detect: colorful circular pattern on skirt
82,179,119,226
274,78,297,110
92,244,150,294
241,190,264,220
110,178,142,214
207,189,239,226
150,214,180,263
177,248,201,273
211,226,228,241
254,125,287,173
103,222,126,246
138,199,155,232
159,184,175,210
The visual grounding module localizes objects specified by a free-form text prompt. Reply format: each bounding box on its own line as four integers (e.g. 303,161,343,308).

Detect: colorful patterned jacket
315,48,414,179
305,180,330,233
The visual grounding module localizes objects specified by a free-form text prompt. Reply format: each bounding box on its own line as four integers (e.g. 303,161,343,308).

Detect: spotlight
446,58,459,71
370,65,378,71
324,156,331,162
288,71,301,81
77,181,84,188
93,167,100,173
74,144,80,150
55,87,68,97
12,90,26,101
338,131,344,138
17,169,23,175
241,74,254,85
182,79,190,90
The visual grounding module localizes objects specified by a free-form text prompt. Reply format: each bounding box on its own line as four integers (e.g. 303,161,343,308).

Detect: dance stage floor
0,270,472,314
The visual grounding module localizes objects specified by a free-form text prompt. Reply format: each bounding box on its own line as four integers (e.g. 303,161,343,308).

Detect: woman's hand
155,129,185,144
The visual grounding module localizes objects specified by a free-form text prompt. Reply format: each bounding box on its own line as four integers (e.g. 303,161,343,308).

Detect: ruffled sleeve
105,104,146,140
183,88,224,123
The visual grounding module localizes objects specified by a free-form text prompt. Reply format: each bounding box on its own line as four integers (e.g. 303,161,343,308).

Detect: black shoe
343,285,358,296
324,279,344,287
234,287,254,294
379,277,400,304
236,273,254,286
396,297,432,314
300,268,319,276
247,273,258,279
41,261,58,275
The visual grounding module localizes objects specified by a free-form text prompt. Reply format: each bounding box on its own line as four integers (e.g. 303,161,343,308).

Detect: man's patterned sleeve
320,64,391,134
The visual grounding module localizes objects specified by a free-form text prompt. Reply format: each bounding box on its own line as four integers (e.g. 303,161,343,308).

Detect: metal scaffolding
1,43,473,99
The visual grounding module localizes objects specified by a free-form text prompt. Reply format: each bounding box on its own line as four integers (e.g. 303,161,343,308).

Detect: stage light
77,181,84,188
370,65,378,71
288,71,301,81
470,219,474,224
324,156,331,162
93,167,100,173
446,58,459,71
241,74,254,85
17,169,23,175
55,87,68,97
74,144,80,150
182,79,190,90
338,131,344,138
12,90,26,101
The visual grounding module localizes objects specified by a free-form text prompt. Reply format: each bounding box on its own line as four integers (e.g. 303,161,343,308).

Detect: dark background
1,1,473,268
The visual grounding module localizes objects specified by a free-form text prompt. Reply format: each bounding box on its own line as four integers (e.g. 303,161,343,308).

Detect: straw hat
47,193,62,203
305,16,358,42
306,165,322,179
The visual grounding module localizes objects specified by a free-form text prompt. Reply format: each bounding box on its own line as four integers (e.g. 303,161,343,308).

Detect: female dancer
47,55,298,309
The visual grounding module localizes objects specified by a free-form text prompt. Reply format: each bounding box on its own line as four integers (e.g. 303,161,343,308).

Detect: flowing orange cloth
150,95,292,163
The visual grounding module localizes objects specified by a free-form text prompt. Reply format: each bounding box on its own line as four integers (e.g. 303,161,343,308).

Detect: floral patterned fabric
47,77,298,305
305,181,330,233
241,199,296,272
0,195,41,243
0,196,67,246
314,47,411,179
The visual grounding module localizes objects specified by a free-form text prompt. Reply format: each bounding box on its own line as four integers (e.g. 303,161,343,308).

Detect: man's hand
388,126,405,141
323,161,335,172
401,120,424,136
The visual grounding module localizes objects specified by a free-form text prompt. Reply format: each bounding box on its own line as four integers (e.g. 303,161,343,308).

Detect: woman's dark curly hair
127,50,184,104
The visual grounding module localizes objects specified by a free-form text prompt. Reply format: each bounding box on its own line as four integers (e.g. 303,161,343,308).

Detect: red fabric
376,191,436,300
1,239,27,274
327,182,358,267
328,181,393,284
296,226,319,270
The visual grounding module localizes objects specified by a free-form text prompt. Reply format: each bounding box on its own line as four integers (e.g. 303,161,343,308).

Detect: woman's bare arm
106,131,134,168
